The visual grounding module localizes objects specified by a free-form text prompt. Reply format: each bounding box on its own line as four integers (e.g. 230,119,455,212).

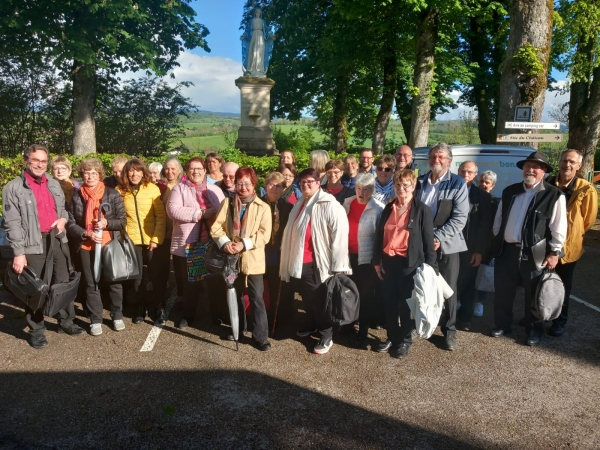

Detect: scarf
373,178,396,203
233,192,256,241
58,179,75,205
185,178,209,210
268,199,280,245
79,182,112,251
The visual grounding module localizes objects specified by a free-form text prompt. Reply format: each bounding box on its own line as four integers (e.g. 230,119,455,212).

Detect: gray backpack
532,269,565,321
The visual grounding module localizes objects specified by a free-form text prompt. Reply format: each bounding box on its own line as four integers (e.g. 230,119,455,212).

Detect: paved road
1,242,599,449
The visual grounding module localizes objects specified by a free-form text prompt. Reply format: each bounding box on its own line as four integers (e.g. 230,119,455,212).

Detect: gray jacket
2,171,69,256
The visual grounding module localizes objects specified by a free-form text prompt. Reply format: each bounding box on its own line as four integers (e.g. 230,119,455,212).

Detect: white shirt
493,181,567,252
421,169,451,218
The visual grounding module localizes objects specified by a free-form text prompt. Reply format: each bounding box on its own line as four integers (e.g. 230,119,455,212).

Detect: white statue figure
241,9,275,77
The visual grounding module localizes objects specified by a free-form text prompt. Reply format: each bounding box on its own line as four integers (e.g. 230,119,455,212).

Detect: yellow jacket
210,197,272,275
120,182,167,246
549,175,598,264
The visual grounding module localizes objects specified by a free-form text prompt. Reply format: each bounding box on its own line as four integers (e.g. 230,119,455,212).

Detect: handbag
205,241,239,274
185,220,215,282
4,265,49,312
475,259,495,292
532,268,565,321
101,229,141,282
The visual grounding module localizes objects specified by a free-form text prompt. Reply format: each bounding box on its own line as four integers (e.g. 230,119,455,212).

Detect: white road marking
140,287,178,352
570,295,600,314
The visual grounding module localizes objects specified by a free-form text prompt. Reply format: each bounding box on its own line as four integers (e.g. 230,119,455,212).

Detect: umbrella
222,253,240,350
93,202,112,286
271,280,283,336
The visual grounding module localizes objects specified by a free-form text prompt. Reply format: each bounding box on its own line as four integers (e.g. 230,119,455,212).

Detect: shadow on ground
0,369,483,449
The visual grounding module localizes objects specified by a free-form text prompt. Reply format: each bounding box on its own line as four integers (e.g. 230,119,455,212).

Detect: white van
412,144,536,196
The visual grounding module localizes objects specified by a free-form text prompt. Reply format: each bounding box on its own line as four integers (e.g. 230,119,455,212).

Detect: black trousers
291,263,333,339
381,254,416,346
233,274,268,342
457,251,479,324
265,265,294,325
127,244,164,312
79,248,123,324
152,238,171,310
173,255,206,323
349,254,377,336
494,243,544,335
438,252,460,333
24,233,73,334
553,260,577,328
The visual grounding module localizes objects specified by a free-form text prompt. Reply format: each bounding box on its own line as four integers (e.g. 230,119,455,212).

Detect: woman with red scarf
166,157,225,329
211,167,272,351
67,158,127,336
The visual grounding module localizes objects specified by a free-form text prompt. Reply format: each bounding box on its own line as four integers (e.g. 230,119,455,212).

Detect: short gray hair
480,170,497,185
459,160,478,173
428,143,453,159
148,161,163,172
561,149,583,163
355,173,376,192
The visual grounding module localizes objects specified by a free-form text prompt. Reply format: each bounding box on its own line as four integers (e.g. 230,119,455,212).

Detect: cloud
435,80,570,122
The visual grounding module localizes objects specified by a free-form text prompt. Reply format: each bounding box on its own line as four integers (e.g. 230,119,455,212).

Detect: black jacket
463,185,493,255
323,185,355,205
261,195,293,266
373,198,438,273
66,186,127,249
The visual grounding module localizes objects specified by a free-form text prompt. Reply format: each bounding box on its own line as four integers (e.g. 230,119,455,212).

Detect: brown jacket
210,197,272,275
547,175,598,263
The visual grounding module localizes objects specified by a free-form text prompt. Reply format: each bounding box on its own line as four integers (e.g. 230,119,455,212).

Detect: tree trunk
372,43,397,155
496,0,553,148
409,7,438,149
395,82,412,144
332,77,348,154
72,63,96,155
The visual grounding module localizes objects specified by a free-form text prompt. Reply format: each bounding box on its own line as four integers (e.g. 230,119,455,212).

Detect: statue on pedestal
240,9,275,77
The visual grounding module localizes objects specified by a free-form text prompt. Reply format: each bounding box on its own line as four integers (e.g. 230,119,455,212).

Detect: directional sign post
497,134,563,143
505,122,560,130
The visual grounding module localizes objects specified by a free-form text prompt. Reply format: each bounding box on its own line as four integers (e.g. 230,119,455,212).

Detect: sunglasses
377,167,392,173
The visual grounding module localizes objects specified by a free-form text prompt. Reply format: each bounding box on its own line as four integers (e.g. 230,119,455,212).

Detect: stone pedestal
235,76,277,156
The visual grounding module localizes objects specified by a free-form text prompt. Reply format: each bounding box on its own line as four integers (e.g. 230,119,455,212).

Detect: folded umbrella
93,203,112,285
222,253,240,350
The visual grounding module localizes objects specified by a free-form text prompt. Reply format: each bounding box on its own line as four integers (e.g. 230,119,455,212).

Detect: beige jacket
210,197,272,275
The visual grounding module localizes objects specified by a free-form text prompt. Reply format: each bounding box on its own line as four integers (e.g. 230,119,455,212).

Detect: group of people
2,143,596,358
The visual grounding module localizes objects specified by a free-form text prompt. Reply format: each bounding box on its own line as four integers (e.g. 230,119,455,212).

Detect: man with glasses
358,149,377,175
394,145,417,172
416,143,469,351
218,161,239,199
2,144,84,348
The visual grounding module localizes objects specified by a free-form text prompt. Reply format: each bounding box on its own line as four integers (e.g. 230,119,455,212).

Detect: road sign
514,106,533,122
497,134,563,143
505,121,560,130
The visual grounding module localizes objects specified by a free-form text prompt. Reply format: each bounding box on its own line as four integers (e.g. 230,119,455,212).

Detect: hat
516,151,553,173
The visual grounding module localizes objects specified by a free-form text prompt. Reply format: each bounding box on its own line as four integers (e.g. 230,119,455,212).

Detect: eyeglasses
395,183,414,190
377,167,392,173
326,170,342,176
236,183,253,188
53,166,68,172
189,167,205,172
223,174,235,179
29,158,48,165
82,171,99,178
299,180,317,186
396,154,412,159
267,183,283,190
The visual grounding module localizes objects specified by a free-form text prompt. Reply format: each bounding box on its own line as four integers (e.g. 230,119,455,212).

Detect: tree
0,0,209,155
553,0,600,175
95,78,197,156
496,0,554,147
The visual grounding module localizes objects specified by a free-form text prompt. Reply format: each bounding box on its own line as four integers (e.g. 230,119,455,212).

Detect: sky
155,1,569,122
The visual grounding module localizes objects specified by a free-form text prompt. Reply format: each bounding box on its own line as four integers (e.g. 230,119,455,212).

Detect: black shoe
178,319,188,329
375,340,392,353
58,324,85,336
457,321,470,332
526,333,541,346
29,333,48,349
155,308,167,326
491,328,511,338
257,339,272,351
373,325,384,330
549,325,565,337
133,307,146,324
390,343,410,359
445,332,457,351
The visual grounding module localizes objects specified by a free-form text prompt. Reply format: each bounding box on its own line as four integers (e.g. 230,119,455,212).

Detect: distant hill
195,110,240,118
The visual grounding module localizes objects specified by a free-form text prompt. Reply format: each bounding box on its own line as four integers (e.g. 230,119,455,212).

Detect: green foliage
512,43,545,77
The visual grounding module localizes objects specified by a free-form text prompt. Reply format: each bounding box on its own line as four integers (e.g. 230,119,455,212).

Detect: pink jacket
166,182,225,257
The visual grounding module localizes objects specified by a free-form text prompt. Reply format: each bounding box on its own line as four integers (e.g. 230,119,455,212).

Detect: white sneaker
90,323,103,336
113,319,125,331
314,337,333,355
473,302,484,317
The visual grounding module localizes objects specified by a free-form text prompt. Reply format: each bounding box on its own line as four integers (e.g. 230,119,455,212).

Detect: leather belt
506,242,521,248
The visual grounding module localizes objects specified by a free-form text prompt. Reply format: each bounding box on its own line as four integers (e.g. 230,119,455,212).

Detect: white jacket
406,263,454,339
343,196,385,265
280,189,351,284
